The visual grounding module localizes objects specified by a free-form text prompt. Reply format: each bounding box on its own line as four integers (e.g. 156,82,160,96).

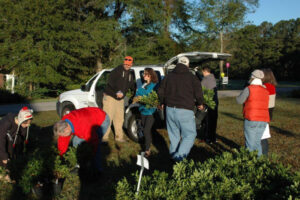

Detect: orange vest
243,85,270,122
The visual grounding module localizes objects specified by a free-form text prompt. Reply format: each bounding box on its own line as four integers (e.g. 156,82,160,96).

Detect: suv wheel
127,114,142,143
61,102,75,117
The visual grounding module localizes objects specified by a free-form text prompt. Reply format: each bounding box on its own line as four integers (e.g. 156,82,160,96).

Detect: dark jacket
158,63,204,111
104,65,136,100
0,113,27,161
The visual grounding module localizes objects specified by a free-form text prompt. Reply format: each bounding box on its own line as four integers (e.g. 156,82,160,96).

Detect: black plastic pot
32,183,44,199
195,106,208,127
52,178,64,196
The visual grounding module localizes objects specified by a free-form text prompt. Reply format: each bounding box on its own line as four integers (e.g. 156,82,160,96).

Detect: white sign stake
136,152,149,195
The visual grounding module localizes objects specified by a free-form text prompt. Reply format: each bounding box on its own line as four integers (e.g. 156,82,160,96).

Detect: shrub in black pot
52,178,65,196
31,182,44,198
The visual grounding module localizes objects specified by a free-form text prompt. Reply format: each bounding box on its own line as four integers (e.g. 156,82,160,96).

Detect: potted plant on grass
195,86,216,124
52,154,70,195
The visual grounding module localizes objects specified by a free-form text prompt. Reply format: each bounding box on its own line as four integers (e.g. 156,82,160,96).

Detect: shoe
206,139,218,144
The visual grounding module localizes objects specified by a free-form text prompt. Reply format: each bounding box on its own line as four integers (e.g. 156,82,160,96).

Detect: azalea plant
202,86,216,110
138,91,160,108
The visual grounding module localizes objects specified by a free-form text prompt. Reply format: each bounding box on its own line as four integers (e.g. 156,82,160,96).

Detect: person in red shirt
261,68,277,156
53,107,110,172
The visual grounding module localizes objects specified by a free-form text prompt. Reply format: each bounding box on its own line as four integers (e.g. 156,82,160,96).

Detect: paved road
0,87,298,115
0,101,56,115
0,90,242,115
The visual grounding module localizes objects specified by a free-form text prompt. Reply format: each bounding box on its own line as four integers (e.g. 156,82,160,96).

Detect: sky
246,0,300,25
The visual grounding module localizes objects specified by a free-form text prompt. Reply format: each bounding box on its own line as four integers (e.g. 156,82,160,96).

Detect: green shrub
202,86,216,109
138,91,160,108
116,148,300,200
66,84,81,91
17,146,76,194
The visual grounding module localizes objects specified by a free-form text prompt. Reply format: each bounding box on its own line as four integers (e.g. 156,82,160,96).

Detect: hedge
116,148,300,200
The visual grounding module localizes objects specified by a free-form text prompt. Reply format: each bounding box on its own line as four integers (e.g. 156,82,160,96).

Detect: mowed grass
0,97,299,200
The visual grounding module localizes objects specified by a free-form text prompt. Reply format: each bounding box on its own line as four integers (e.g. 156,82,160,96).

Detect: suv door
94,71,111,108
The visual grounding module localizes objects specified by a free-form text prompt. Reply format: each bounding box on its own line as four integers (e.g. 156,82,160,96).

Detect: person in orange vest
236,70,270,156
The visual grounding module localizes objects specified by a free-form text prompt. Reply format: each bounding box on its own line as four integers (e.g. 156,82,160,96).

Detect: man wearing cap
236,69,269,156
158,56,204,162
0,107,33,169
102,56,136,143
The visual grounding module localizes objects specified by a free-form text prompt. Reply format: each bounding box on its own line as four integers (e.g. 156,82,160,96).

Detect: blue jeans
166,107,197,161
244,119,267,156
72,115,110,171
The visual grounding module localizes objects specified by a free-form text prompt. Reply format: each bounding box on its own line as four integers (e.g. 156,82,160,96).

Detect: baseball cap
124,56,133,65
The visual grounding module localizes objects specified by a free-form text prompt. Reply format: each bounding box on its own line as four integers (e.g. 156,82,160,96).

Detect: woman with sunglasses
135,68,158,157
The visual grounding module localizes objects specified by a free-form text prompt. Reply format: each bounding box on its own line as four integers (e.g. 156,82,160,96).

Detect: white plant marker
136,152,149,195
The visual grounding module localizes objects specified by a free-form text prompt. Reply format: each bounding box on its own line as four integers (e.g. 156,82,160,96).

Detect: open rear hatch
164,52,231,71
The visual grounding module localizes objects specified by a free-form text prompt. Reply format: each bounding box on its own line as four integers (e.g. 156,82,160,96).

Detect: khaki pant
102,94,125,141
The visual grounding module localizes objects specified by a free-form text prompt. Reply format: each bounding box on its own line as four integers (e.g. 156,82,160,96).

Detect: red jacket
243,85,270,122
57,107,106,156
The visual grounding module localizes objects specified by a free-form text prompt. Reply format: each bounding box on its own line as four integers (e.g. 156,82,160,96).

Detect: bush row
116,148,300,200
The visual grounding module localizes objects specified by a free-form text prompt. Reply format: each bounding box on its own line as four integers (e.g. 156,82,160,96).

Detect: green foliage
138,91,160,108
17,146,75,194
116,148,300,199
126,89,134,99
63,147,77,169
202,86,216,109
18,152,45,194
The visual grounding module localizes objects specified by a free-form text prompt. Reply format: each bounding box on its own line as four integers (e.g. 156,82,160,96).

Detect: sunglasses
143,73,150,76
124,59,132,61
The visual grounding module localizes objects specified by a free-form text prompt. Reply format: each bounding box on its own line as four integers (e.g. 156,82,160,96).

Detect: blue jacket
136,82,157,115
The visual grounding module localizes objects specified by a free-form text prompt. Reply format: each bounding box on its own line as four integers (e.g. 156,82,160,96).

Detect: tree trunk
96,58,103,72
219,31,224,74
29,82,33,92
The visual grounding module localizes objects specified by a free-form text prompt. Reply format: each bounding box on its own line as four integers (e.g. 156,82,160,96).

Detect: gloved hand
132,96,141,104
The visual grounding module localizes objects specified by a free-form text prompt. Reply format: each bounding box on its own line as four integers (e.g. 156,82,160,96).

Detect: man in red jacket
53,107,110,172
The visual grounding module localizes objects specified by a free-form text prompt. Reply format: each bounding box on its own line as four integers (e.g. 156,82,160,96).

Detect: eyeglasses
124,59,132,61
143,73,150,76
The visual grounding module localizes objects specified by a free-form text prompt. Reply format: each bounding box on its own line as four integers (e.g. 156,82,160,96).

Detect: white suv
56,52,231,142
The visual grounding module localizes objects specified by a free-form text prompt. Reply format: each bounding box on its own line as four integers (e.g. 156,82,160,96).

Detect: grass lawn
0,97,299,199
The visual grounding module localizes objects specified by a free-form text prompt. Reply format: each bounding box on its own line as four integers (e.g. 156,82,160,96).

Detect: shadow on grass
270,125,298,138
216,134,241,149
220,111,244,121
5,122,245,199
221,111,298,138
